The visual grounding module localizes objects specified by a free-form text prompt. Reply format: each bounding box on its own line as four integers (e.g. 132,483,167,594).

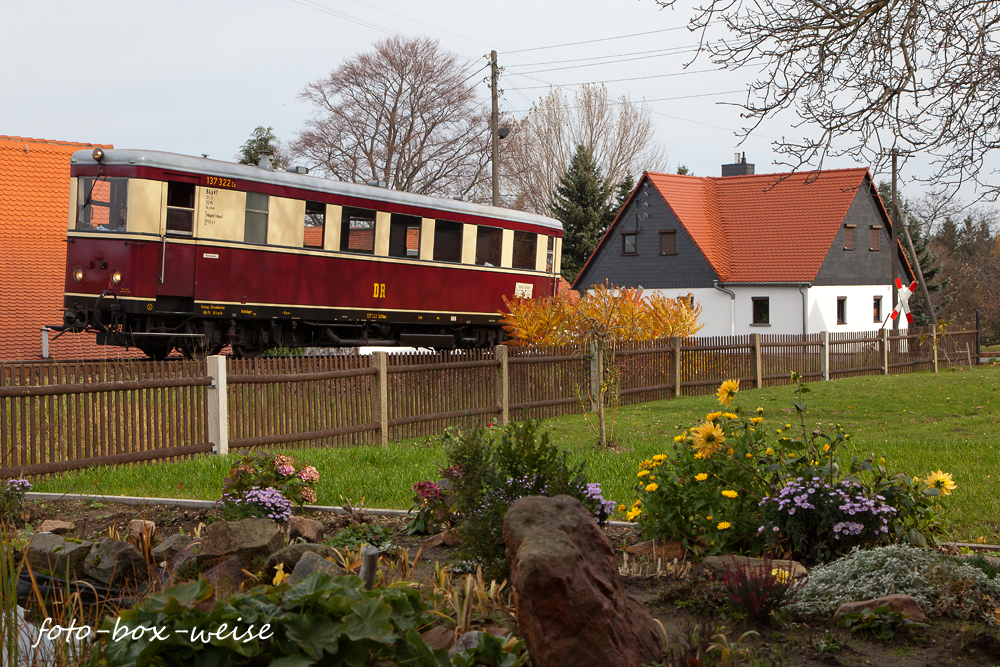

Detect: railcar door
156,176,199,304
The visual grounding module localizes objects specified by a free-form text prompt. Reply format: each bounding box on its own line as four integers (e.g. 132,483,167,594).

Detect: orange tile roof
647,168,885,283
0,136,144,360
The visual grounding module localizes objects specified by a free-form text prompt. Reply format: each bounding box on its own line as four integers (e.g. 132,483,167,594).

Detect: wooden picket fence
0,325,980,478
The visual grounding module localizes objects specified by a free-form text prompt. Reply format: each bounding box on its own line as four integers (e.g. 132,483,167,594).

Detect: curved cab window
434,220,463,263
342,207,376,254
77,177,128,232
512,231,537,270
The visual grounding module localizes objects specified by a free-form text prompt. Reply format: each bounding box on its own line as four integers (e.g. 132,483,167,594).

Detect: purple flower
298,466,320,483
276,464,296,477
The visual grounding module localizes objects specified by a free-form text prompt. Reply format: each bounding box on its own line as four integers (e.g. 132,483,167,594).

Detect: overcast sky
3,0,992,203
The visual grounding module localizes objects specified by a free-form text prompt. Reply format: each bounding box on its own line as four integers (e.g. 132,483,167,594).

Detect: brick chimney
721,152,754,177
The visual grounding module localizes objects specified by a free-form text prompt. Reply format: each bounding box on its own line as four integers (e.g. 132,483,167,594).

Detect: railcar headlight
111,269,123,285
73,267,85,283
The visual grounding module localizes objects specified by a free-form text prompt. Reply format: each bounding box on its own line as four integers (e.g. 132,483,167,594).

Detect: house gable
575,179,720,290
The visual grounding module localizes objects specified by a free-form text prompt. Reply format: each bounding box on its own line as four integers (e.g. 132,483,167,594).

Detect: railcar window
303,201,325,248
512,231,537,270
77,177,128,232
546,235,555,272
475,226,502,266
433,220,463,263
166,182,196,235
341,207,376,254
244,192,269,245
388,213,421,258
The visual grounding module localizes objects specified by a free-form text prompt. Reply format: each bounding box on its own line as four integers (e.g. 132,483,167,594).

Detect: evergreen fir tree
551,144,615,282
237,126,285,169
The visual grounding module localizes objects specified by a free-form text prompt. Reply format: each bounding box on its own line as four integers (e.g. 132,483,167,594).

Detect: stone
701,555,807,580
288,516,324,543
197,519,284,564
203,555,244,592
287,551,344,585
84,538,149,586
166,539,202,575
152,533,194,564
25,533,93,580
420,626,455,651
421,530,461,550
36,520,74,535
127,519,156,542
832,594,927,623
625,539,685,561
449,631,483,658
264,543,342,581
503,495,664,667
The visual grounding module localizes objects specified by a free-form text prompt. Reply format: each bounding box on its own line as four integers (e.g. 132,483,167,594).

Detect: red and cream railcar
59,149,562,358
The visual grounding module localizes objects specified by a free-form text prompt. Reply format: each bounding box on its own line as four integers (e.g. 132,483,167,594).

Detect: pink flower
298,466,320,483
414,480,443,500
276,464,295,477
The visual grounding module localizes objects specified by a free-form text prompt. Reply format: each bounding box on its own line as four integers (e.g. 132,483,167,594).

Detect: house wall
575,187,719,289
807,284,900,333
813,182,895,286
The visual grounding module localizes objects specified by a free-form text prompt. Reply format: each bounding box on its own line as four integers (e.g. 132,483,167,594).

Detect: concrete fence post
820,331,830,381
371,351,389,445
495,345,509,426
206,355,229,456
880,328,890,375
670,336,682,399
750,333,762,389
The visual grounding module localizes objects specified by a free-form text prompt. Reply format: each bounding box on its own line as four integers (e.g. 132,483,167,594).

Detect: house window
388,213,421,258
244,192,268,244
475,225,503,266
837,297,847,325
512,231,537,270
303,201,325,248
870,225,881,251
622,232,637,255
77,177,129,232
844,224,855,250
167,182,196,236
433,220,463,262
873,296,882,322
752,297,769,325
659,230,676,255
341,206,376,254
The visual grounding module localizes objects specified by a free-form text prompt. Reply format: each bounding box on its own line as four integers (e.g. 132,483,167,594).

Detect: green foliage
261,346,306,357
405,476,459,536
85,572,451,667
444,421,608,580
237,125,285,169
837,604,927,641
326,524,396,552
220,450,319,512
551,144,616,282
451,632,528,667
0,479,30,526
963,555,999,580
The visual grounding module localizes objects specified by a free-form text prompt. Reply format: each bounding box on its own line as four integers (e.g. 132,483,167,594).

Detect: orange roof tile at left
0,136,144,360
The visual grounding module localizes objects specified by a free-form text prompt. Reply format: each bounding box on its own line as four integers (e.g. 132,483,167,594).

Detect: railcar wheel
138,343,172,361
233,344,262,359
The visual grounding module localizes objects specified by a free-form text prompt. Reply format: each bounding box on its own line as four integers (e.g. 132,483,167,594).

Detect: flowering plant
0,478,31,526
404,472,459,536
219,450,320,522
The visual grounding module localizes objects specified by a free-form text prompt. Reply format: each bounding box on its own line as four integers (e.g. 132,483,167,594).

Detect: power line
509,68,721,89
513,47,703,75
505,44,703,68
505,27,690,54
505,90,745,116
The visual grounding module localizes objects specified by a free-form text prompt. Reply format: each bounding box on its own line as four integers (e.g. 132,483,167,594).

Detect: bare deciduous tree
291,36,491,197
502,84,668,215
660,0,1000,197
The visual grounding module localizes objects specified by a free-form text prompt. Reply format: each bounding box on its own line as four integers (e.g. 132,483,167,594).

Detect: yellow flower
785,424,791,429
745,452,753,459
695,473,709,481
691,421,726,458
632,499,642,507
649,475,656,481
706,515,713,521
726,448,734,456
637,469,650,478
723,412,738,420
823,443,830,452
765,447,775,456
694,451,705,460
924,470,957,495
717,521,732,530
618,504,626,512
273,562,289,586
776,429,782,435
750,417,763,424
653,454,667,462
722,490,738,499
645,482,659,492
771,568,791,584
717,379,740,407
706,411,723,421
626,507,642,521
756,407,764,414
673,434,686,442
787,452,795,458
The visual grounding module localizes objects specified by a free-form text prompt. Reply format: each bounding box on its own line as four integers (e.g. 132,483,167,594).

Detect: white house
574,158,915,337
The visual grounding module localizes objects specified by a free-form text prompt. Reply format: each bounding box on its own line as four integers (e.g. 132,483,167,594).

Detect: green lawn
30,366,1000,542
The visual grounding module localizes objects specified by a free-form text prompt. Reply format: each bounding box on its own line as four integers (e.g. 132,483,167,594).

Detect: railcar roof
70,149,562,232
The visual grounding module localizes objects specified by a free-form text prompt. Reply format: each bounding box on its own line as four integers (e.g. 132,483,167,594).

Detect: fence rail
0,325,979,478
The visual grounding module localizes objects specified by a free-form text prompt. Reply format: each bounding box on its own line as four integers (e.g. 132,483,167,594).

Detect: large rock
288,516,324,543
84,538,149,586
197,519,283,564
832,594,927,623
287,551,344,585
25,534,93,580
503,495,664,667
36,520,74,535
152,533,194,564
264,543,341,581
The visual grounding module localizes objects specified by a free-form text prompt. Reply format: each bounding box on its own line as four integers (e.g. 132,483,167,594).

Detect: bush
217,451,319,522
0,478,31,526
786,544,1000,620
443,420,611,580
720,558,795,621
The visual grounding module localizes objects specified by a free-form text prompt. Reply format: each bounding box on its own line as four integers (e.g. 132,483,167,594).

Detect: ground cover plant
27,366,1000,541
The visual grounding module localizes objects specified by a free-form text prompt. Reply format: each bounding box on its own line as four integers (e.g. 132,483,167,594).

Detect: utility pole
490,50,500,207
891,150,899,330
